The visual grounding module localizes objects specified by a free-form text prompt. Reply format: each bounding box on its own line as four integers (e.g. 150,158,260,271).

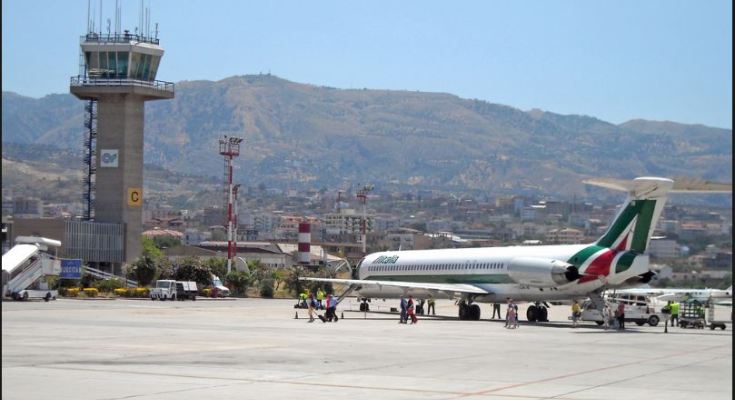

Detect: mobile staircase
2,236,61,301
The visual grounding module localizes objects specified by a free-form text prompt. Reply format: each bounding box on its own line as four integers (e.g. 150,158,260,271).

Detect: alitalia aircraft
302,177,731,321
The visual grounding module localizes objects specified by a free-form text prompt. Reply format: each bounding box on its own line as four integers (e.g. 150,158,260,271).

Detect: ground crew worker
492,303,501,319
299,289,309,308
670,301,679,326
427,296,436,316
316,288,325,310
571,300,581,327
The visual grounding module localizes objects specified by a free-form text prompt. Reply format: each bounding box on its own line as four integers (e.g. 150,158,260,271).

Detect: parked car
211,275,230,297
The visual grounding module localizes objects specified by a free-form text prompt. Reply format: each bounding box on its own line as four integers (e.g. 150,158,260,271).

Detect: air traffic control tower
70,29,174,264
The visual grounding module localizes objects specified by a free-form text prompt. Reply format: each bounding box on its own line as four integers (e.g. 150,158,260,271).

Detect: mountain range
2,74,731,200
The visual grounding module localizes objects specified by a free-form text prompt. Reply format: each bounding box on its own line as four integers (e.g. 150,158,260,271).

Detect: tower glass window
117,52,129,78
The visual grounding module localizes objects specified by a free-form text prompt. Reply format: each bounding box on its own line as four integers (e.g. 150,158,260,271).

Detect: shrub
113,288,127,297
135,287,149,297
83,288,98,297
96,278,126,293
66,288,80,297
226,270,252,296
259,278,275,298
202,288,212,298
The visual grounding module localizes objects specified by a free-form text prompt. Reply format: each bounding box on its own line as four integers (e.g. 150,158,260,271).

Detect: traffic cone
295,311,298,319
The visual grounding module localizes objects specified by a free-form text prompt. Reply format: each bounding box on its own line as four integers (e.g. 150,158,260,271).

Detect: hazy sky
2,0,732,128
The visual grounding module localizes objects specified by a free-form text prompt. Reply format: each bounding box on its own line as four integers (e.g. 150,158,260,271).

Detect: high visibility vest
670,302,679,314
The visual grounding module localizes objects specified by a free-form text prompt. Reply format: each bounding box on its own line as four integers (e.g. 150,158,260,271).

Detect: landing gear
457,300,481,320
526,303,548,322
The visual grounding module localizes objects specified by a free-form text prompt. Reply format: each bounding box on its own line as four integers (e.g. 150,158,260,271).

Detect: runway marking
457,344,730,398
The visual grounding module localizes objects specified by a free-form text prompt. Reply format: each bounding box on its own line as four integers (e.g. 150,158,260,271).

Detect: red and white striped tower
233,184,241,269
219,136,243,274
298,221,311,265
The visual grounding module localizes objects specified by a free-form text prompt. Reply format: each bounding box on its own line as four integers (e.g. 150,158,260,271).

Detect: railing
84,265,138,288
8,258,43,294
70,76,174,94
82,33,159,45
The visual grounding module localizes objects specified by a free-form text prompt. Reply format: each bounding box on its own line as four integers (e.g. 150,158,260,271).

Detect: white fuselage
355,243,650,302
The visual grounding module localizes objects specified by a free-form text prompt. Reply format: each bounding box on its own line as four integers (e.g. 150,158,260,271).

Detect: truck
150,280,198,301
150,280,177,300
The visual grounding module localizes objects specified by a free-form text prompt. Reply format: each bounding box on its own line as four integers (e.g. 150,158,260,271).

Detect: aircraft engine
507,257,581,287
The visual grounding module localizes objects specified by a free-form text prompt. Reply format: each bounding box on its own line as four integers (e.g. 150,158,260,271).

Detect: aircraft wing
299,277,490,295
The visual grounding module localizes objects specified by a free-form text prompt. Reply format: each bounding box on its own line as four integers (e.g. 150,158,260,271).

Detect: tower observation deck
70,30,174,265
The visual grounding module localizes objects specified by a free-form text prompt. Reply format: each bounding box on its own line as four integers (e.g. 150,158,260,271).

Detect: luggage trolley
707,296,727,330
678,299,705,329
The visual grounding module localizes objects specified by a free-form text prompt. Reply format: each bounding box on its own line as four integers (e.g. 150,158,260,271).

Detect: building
648,237,680,259
70,26,174,265
545,228,583,244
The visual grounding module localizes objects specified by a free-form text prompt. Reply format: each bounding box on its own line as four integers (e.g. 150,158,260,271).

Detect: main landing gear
458,299,481,320
526,302,549,322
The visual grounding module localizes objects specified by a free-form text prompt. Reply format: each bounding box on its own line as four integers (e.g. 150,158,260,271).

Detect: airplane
302,176,731,322
610,285,732,305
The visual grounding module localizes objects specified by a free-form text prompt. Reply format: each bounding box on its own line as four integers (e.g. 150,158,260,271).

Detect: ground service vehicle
2,236,61,301
580,293,665,327
150,280,177,300
176,281,198,301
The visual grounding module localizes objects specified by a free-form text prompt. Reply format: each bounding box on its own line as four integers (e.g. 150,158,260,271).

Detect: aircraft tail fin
585,177,674,253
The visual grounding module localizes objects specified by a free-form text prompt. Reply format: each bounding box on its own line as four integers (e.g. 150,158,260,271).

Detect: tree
152,236,181,250
225,270,252,296
141,236,162,258
284,266,308,296
128,255,157,286
174,257,212,286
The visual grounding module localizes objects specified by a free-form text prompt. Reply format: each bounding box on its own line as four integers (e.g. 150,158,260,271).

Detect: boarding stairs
6,257,44,297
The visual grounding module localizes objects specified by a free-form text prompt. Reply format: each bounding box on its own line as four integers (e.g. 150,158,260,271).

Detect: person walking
571,300,581,327
307,293,317,322
492,303,501,320
316,288,325,310
427,296,436,316
602,303,612,330
505,298,512,327
507,302,518,328
616,302,626,330
399,296,408,323
407,295,418,324
328,294,339,322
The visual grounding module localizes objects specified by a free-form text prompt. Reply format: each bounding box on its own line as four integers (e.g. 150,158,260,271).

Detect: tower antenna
87,0,91,33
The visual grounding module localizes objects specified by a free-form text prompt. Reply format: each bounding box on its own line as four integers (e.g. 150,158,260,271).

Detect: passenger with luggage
399,296,408,324
407,295,418,324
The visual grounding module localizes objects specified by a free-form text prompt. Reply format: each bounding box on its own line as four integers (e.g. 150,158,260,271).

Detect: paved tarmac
2,298,732,400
